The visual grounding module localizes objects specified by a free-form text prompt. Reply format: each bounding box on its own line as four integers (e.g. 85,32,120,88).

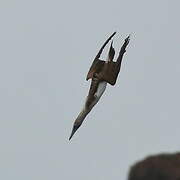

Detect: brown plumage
86,32,130,85
69,32,130,140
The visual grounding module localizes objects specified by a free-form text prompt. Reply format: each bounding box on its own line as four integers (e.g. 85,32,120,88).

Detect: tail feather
107,41,115,62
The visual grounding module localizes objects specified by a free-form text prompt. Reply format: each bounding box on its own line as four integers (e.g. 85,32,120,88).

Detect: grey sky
0,0,180,179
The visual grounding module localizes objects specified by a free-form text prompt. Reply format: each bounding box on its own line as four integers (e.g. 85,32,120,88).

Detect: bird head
69,122,82,140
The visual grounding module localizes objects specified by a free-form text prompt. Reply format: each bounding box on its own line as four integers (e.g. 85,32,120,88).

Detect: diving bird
69,32,130,140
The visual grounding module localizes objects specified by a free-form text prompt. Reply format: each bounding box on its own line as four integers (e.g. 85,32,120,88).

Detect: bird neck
75,107,90,125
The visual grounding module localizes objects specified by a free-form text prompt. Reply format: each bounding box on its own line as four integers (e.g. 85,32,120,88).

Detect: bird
69,32,130,140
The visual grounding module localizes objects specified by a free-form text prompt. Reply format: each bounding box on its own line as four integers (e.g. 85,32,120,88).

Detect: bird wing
99,35,130,86
99,61,117,85
86,32,116,80
86,59,105,80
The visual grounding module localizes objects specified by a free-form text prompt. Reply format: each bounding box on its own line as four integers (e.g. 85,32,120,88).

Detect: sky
0,0,180,179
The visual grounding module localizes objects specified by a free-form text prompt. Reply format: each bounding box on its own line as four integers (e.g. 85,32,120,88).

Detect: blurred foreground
128,152,180,180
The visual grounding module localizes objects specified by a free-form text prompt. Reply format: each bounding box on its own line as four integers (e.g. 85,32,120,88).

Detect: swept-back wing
86,32,116,80
99,35,130,86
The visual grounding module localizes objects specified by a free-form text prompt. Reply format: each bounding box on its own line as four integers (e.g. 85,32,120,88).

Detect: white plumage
95,81,107,99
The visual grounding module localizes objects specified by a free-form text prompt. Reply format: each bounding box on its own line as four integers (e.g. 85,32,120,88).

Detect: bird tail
106,41,115,62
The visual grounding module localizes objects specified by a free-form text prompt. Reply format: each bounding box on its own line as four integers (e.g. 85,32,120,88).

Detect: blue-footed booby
69,32,130,140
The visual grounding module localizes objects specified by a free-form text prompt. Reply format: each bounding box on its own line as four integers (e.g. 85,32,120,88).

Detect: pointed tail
107,41,115,62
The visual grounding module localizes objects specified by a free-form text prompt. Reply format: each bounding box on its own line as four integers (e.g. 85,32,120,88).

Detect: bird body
69,32,130,140
95,81,107,98
69,79,107,140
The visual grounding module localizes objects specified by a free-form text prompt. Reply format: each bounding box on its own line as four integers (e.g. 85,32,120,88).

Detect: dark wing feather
99,61,117,85
99,36,130,86
110,35,130,85
86,32,116,80
86,59,105,80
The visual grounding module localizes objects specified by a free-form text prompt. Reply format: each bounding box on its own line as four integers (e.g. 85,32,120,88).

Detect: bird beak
69,124,80,140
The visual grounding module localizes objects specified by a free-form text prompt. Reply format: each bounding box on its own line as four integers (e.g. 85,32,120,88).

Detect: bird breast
84,81,107,110
95,81,107,99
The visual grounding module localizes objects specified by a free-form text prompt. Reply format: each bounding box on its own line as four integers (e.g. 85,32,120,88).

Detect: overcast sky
0,0,180,179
